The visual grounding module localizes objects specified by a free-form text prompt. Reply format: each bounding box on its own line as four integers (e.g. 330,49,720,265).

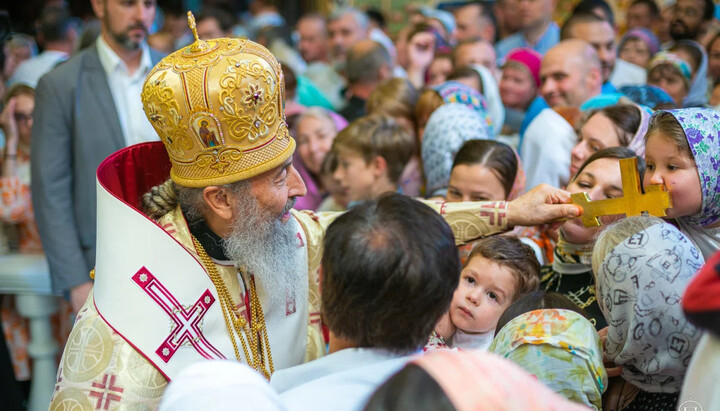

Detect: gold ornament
142,11,293,188
192,236,274,379
571,157,672,227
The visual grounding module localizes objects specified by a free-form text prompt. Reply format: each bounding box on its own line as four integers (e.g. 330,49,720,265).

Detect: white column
15,294,59,411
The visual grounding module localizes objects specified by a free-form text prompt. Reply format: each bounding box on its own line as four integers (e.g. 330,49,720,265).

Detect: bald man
540,39,602,108
521,40,602,189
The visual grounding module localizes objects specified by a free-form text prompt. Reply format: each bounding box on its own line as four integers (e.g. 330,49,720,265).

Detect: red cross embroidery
132,267,225,363
89,373,123,410
478,202,506,226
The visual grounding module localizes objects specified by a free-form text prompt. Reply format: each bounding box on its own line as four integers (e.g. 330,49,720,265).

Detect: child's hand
598,326,624,377
434,312,456,340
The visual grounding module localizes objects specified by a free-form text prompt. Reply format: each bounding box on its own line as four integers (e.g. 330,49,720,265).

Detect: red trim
243,134,276,152
93,297,172,381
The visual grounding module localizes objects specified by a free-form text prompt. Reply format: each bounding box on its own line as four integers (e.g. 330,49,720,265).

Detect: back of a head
196,7,236,35
366,78,419,122
591,215,665,274
321,193,460,351
364,364,455,411
38,5,76,43
345,40,392,85
495,291,588,335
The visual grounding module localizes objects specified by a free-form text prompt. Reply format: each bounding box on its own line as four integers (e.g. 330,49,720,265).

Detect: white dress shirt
96,36,159,146
9,50,68,88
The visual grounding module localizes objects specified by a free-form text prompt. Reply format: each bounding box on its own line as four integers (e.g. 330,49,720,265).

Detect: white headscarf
595,222,704,393
473,65,505,136
159,361,286,411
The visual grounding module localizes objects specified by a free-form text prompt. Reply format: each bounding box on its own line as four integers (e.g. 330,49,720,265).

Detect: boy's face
449,256,516,334
333,149,378,203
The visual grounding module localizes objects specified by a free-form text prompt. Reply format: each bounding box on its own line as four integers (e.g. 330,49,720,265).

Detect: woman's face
427,57,453,87
499,65,536,110
446,164,508,202
618,38,652,69
648,69,688,107
709,38,720,81
561,157,625,244
570,113,622,178
14,93,34,144
296,115,337,175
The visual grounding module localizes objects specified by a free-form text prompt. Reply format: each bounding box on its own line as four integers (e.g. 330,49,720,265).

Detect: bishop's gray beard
222,195,303,310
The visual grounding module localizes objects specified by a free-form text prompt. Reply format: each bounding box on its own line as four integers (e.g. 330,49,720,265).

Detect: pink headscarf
504,48,542,88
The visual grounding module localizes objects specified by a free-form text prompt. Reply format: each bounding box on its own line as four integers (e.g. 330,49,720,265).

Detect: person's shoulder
37,47,95,89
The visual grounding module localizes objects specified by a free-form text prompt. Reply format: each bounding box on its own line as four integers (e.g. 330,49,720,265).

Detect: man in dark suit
31,0,164,311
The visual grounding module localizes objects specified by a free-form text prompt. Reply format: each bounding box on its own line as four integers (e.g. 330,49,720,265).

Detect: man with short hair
562,11,646,90
453,38,497,74
195,7,235,40
328,7,370,64
339,40,392,122
32,0,164,312
495,0,523,40
454,2,496,43
9,5,77,87
670,0,716,42
521,40,602,188
495,0,559,59
296,13,346,109
626,0,661,31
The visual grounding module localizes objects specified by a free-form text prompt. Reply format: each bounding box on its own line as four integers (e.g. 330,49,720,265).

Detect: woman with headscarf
364,350,587,411
592,217,704,411
489,309,607,410
421,103,493,198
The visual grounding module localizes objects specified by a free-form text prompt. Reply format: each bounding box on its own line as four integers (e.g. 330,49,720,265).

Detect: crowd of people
1,0,719,409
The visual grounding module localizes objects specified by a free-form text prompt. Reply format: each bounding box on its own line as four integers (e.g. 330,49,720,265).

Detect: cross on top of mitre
571,157,673,227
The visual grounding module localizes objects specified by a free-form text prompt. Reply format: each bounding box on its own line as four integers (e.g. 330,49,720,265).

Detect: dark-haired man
670,0,716,42
627,0,661,31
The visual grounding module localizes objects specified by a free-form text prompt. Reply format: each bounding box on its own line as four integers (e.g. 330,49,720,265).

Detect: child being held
426,235,540,351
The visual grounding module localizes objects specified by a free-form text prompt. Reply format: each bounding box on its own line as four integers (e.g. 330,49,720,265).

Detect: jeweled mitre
141,12,293,187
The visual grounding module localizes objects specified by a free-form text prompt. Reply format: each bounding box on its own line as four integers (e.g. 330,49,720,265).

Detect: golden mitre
141,12,293,187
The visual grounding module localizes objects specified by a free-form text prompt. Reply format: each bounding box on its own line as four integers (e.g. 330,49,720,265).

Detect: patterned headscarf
661,108,720,227
648,52,692,88
433,81,492,130
489,309,607,410
410,350,588,411
618,28,660,56
595,222,704,393
626,104,652,157
422,103,494,197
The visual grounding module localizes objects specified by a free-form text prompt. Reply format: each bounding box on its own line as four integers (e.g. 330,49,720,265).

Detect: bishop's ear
202,186,234,222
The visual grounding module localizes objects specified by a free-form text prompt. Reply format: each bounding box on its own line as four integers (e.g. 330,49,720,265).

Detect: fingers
606,365,624,378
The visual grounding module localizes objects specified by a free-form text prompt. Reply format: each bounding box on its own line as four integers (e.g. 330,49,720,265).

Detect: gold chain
192,236,274,378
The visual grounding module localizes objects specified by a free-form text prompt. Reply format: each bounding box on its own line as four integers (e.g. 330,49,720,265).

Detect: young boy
427,235,541,351
332,115,417,204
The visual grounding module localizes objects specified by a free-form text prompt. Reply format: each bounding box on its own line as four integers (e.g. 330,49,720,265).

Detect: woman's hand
0,97,19,152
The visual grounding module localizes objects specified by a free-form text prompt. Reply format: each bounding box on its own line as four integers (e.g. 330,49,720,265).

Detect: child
617,28,659,69
643,108,720,259
592,216,703,410
426,236,540,351
426,52,453,87
647,52,692,107
331,115,416,205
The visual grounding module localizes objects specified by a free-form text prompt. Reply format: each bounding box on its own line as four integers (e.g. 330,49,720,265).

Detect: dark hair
466,236,541,301
670,40,704,75
572,0,615,26
38,6,76,43
364,364,454,411
281,64,297,102
561,11,608,40
366,8,387,29
447,66,484,94
495,291,588,335
630,0,660,18
321,193,461,351
196,7,236,33
452,140,518,200
572,146,646,183
583,104,642,147
701,0,716,21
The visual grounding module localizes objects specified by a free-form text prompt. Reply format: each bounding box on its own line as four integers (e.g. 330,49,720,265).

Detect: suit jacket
31,44,163,294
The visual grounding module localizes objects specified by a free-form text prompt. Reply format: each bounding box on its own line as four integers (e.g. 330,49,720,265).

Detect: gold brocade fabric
50,207,326,410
